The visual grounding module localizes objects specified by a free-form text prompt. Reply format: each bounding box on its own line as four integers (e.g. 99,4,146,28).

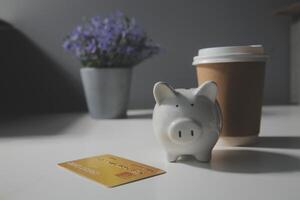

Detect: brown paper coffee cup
193,45,267,145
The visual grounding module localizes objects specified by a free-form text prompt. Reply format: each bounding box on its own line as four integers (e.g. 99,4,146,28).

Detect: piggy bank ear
153,82,177,105
195,81,217,102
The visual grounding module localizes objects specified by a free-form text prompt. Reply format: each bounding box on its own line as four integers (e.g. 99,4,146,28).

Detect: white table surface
1,106,300,200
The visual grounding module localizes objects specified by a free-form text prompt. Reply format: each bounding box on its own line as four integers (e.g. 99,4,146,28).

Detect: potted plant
63,11,160,119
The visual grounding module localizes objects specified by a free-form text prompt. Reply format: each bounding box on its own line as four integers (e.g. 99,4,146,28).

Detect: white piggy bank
152,81,222,162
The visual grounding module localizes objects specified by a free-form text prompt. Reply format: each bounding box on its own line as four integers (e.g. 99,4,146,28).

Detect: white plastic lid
192,45,268,65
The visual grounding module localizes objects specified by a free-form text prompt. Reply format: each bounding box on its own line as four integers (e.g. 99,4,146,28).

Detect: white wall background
0,0,297,112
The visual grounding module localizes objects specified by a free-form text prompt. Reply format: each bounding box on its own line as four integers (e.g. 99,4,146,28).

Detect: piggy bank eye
176,104,179,107
190,104,194,107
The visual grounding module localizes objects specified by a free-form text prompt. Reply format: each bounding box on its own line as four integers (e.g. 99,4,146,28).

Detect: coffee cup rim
192,45,268,65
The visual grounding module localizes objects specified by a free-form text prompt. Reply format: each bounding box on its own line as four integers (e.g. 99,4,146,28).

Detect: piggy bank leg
167,153,179,162
194,151,212,162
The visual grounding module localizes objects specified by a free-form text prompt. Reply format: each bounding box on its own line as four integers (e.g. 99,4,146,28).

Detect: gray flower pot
80,68,132,119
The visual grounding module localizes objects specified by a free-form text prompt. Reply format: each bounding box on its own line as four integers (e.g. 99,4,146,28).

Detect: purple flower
86,39,97,53
62,40,72,51
63,11,160,68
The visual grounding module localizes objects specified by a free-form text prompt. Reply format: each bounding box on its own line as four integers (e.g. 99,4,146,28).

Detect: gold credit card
58,154,166,187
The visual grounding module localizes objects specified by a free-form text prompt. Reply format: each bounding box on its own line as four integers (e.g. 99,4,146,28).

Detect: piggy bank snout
168,118,202,144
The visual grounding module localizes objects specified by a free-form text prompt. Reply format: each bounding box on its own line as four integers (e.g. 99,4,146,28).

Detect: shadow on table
127,113,152,119
241,136,300,149
178,149,300,174
0,113,83,138
126,110,153,119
